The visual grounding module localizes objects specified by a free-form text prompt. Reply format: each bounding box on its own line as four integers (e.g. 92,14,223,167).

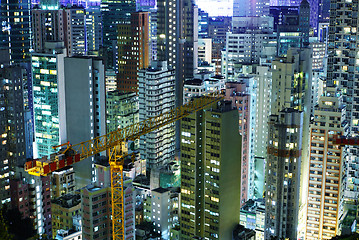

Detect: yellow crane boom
25,93,224,239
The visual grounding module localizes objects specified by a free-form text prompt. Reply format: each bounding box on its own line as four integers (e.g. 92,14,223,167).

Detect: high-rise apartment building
82,162,135,240
265,109,303,240
224,82,251,205
148,187,179,239
180,100,241,239
63,56,106,186
117,12,150,93
138,62,176,171
303,86,348,240
0,66,27,203
32,8,87,56
100,0,135,69
0,0,32,64
274,1,310,57
86,6,102,53
31,42,66,159
271,47,312,114
326,0,359,199
81,185,112,239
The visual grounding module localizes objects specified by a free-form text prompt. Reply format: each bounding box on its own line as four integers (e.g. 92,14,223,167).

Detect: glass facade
32,55,60,157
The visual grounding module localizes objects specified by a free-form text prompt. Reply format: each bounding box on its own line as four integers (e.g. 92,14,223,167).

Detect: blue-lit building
31,42,66,158
198,9,209,38
100,0,135,69
0,0,32,64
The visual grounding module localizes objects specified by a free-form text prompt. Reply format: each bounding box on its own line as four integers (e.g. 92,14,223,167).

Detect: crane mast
25,93,224,240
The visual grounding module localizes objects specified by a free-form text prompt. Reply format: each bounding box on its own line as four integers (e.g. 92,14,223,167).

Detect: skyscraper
86,5,102,53
138,61,176,171
0,0,32,64
265,109,303,240
63,56,106,186
0,65,27,203
303,86,348,240
180,100,241,239
326,0,359,199
117,12,150,93
31,42,67,158
32,7,87,56
100,0,135,69
224,82,251,205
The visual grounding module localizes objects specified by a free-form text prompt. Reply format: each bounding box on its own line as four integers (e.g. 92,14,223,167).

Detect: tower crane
24,93,224,240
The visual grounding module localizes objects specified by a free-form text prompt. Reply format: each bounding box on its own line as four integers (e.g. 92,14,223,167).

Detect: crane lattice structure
25,93,224,240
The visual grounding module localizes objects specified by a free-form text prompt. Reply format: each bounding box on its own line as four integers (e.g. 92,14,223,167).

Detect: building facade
303,87,348,239
138,62,176,171
265,109,303,240
180,101,241,239
117,12,150,93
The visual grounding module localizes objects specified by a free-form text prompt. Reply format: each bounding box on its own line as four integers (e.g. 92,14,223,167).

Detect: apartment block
81,186,111,240
265,109,303,240
304,87,348,240
31,42,67,158
51,194,81,237
148,187,179,239
0,66,27,203
32,8,87,56
224,81,251,205
180,100,241,239
138,61,176,171
326,0,359,199
271,47,312,115
117,12,150,93
0,0,31,64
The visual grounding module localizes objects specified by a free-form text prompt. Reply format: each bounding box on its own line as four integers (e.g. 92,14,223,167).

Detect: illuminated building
0,0,32,64
198,38,212,65
32,47,106,187
265,109,303,240
145,187,179,239
117,12,150,93
233,0,269,17
276,0,310,57
183,72,225,104
240,199,265,240
180,100,241,239
32,7,87,56
138,62,176,171
270,47,312,115
224,81,252,205
51,194,81,237
303,86,348,239
31,42,66,158
106,91,139,133
86,5,102,54
0,66,27,202
326,0,359,200
225,16,275,81
100,0,135,69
